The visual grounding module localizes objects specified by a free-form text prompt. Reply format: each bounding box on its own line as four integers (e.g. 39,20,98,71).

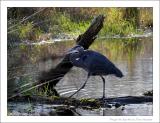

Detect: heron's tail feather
113,67,123,78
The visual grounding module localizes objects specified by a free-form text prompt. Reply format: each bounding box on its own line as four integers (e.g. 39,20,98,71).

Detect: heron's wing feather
88,51,115,74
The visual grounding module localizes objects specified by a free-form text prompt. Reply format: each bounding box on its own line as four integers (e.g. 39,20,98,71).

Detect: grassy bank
7,7,153,42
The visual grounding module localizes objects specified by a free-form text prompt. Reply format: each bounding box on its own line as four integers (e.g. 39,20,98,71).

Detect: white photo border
1,0,159,122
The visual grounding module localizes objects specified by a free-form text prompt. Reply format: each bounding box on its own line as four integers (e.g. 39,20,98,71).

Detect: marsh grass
8,8,152,42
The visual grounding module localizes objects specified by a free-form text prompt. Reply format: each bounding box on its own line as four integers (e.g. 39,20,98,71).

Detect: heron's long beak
66,49,78,55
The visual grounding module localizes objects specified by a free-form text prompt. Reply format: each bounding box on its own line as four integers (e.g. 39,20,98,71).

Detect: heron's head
67,45,84,55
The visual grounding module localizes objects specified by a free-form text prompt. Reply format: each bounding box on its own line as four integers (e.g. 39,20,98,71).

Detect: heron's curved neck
70,53,80,62
70,52,82,66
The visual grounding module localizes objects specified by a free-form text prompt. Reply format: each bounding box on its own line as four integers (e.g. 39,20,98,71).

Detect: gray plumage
68,45,123,98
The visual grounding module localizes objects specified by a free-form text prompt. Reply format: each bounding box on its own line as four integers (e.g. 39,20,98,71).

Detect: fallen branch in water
8,95,153,109
38,15,105,95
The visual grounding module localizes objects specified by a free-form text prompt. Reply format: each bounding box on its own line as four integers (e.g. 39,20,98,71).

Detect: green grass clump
58,14,90,35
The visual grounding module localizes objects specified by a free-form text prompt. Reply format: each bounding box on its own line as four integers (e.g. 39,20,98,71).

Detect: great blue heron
67,45,123,99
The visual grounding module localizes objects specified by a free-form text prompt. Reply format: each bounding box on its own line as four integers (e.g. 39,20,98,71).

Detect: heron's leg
69,74,90,98
100,76,106,99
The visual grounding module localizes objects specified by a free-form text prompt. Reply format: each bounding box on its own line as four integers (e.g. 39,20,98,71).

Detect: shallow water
7,36,153,116
56,37,153,99
8,102,152,116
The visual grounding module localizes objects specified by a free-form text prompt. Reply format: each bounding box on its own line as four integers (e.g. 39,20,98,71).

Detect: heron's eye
74,51,79,54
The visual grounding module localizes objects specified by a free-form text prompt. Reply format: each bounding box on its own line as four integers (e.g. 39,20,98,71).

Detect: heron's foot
102,97,106,101
99,96,106,101
99,96,111,108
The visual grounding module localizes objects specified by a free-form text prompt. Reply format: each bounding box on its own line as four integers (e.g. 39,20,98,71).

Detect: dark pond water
7,35,153,116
